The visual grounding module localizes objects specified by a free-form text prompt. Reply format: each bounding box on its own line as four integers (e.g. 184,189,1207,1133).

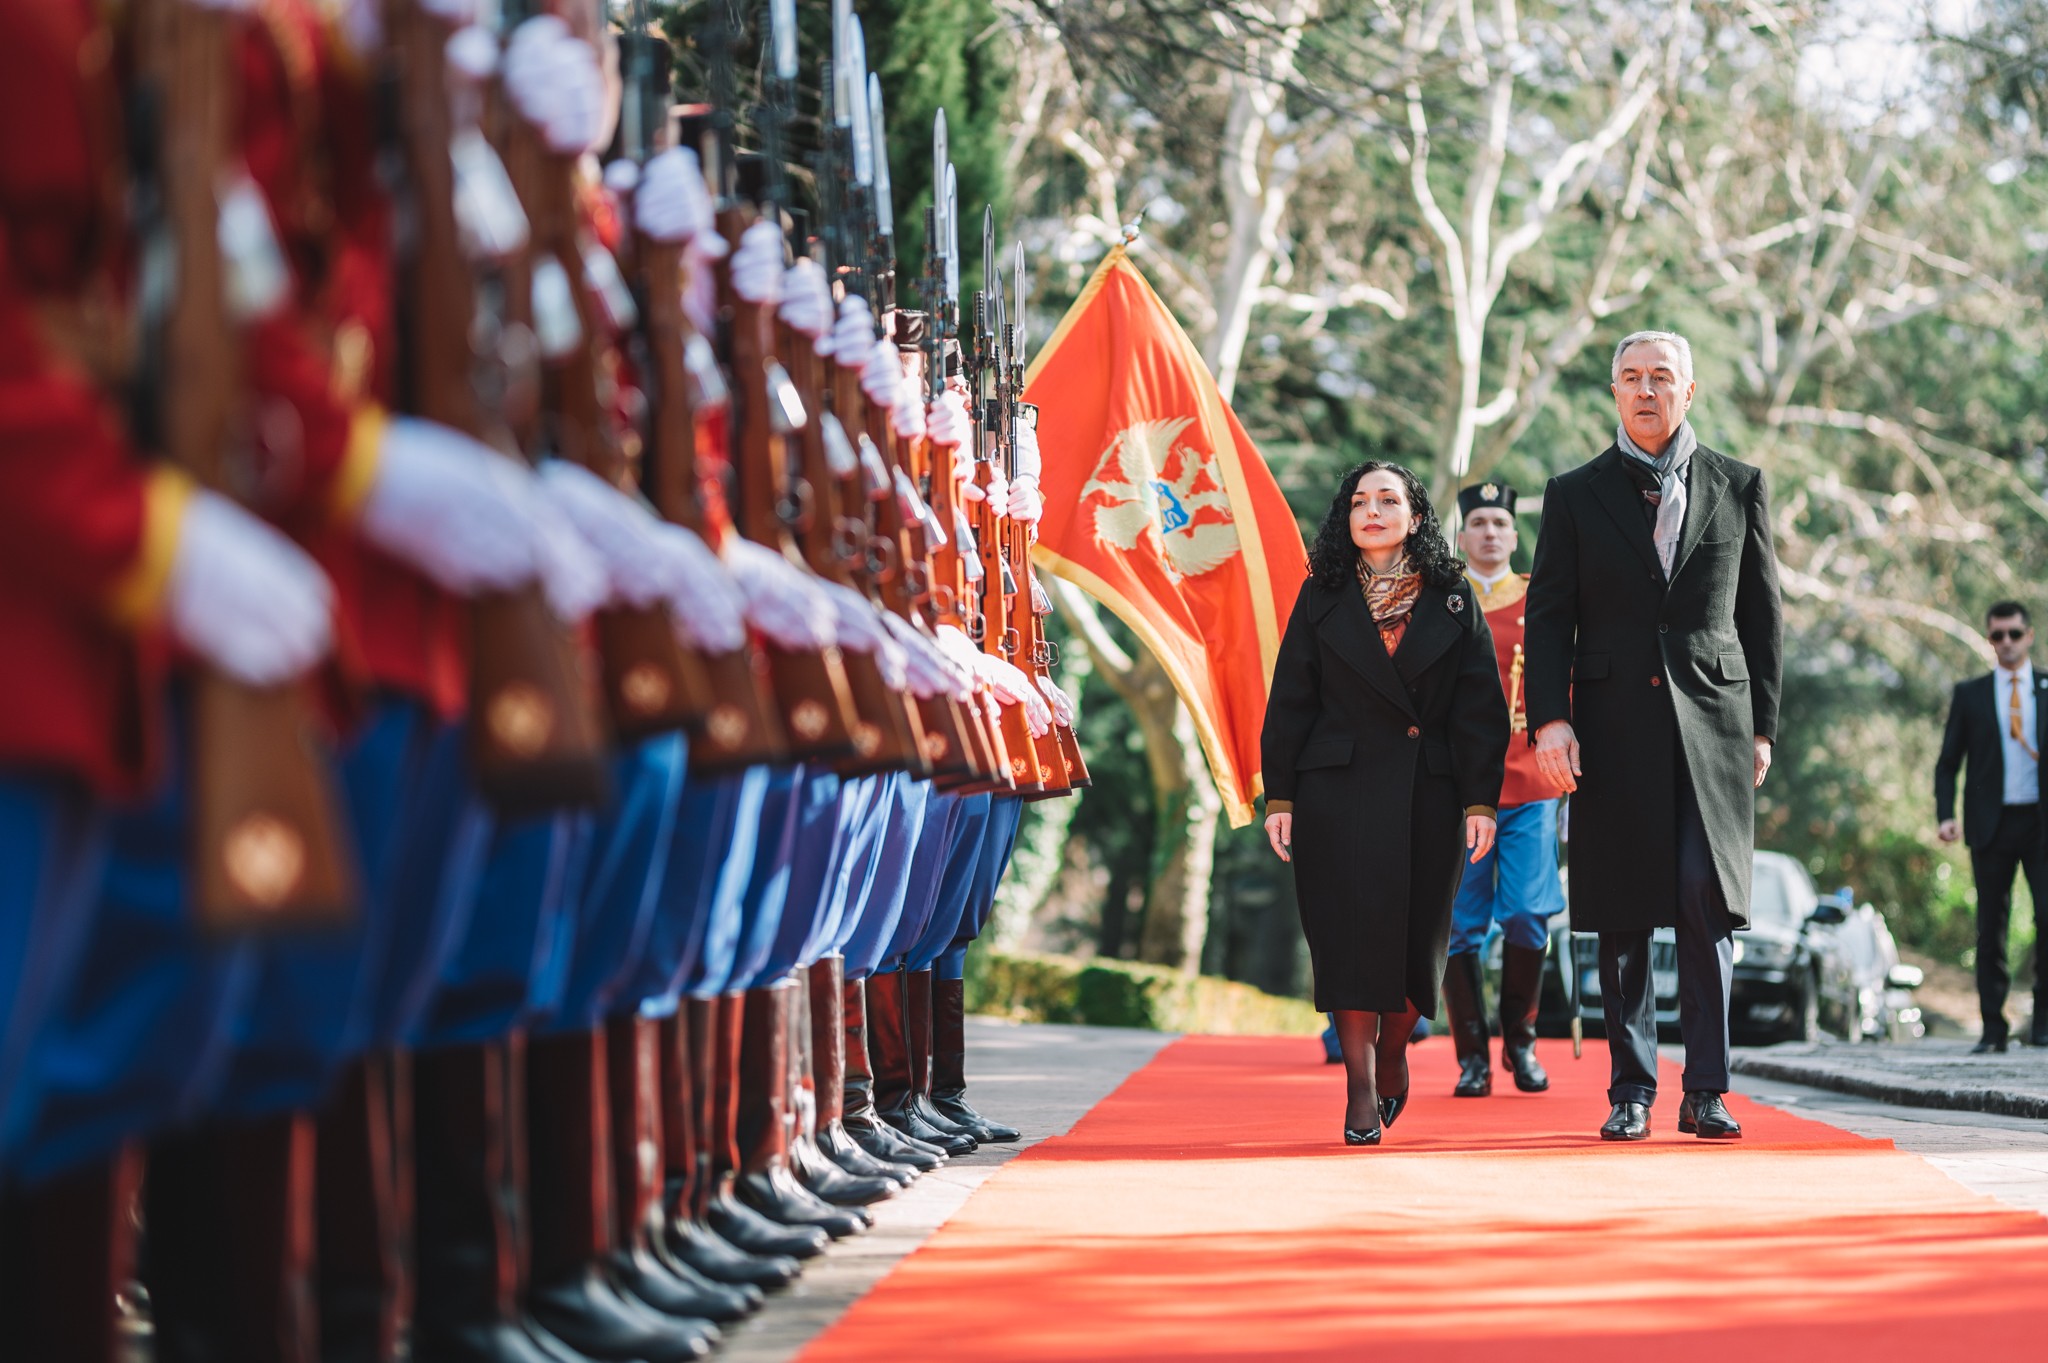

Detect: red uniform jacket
1468,572,1566,810
234,1,465,718
0,0,180,796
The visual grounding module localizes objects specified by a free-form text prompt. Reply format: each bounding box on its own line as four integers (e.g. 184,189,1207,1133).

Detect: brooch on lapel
1448,594,1465,614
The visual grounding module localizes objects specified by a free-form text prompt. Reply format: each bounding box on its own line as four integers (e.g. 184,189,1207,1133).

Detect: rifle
969,212,1051,795
817,29,991,786
133,0,355,931
705,1,863,763
389,0,608,813
1007,244,1089,791
619,16,787,772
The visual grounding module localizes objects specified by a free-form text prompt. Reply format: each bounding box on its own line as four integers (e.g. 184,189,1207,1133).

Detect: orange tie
2013,675,2038,760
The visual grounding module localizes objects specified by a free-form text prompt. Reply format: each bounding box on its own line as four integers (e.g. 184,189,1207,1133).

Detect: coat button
1650,676,1662,687
1659,623,1669,633
1407,726,1421,739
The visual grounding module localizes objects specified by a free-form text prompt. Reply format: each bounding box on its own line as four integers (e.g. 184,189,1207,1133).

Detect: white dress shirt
1995,662,2040,805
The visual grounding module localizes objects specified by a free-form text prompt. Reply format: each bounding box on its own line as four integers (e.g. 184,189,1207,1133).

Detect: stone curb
1729,1054,2048,1121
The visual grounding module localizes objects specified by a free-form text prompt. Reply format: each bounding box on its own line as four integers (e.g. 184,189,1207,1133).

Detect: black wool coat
1523,444,1784,933
1262,575,1508,1014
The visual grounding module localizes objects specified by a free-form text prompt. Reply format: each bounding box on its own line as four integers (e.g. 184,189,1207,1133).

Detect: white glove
1007,475,1043,526
980,466,1009,514
829,297,875,372
169,489,335,686
527,492,609,623
860,340,902,408
886,614,971,702
779,258,833,338
723,538,833,650
359,417,541,596
978,652,1053,737
890,372,927,442
633,147,726,257
646,522,747,653
445,24,498,80
503,17,606,156
818,582,909,690
602,159,639,195
1036,674,1076,728
929,386,971,449
536,461,668,610
729,220,784,306
1013,419,1043,481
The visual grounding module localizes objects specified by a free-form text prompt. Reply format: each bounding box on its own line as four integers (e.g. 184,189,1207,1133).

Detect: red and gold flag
1025,246,1307,827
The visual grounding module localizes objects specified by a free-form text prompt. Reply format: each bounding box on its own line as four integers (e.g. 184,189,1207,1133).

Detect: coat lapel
1587,446,1665,582
1666,448,1730,586
1393,581,1461,685
1316,580,1420,720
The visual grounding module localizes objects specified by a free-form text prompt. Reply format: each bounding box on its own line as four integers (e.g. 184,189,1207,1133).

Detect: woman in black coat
1261,463,1509,1145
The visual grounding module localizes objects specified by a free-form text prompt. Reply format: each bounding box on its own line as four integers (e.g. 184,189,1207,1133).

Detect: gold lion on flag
1079,416,1240,581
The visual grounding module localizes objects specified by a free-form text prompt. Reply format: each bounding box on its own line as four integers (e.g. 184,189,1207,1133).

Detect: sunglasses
1988,628,2030,643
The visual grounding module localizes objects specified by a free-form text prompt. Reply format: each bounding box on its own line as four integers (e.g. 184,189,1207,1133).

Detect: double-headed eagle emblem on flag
1079,416,1240,582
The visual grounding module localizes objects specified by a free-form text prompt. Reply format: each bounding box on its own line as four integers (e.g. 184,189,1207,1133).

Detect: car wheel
1793,974,1821,1043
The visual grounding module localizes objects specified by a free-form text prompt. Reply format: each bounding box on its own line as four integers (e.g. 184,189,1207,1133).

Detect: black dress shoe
1676,1092,1742,1139
1378,1091,1409,1129
1971,1036,2009,1054
1343,1124,1383,1146
1599,1102,1651,1141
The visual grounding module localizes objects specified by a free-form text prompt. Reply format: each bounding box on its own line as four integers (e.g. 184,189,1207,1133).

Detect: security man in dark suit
1524,329,1784,1143
1935,602,2048,1052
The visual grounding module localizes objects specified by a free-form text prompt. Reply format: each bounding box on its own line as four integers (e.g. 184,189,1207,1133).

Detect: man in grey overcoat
1522,331,1784,1142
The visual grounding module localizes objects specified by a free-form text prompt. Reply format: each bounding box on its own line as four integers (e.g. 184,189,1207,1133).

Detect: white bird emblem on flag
1079,416,1240,581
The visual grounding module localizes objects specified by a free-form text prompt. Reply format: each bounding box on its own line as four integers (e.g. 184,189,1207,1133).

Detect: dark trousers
1969,803,2047,1042
1599,766,1733,1105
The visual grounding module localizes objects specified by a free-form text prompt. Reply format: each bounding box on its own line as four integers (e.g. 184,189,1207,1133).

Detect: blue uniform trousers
1448,798,1564,957
718,766,804,995
0,779,108,1178
533,737,687,1036
937,794,1026,980
678,768,776,1002
904,794,993,974
838,777,931,981
630,769,759,1017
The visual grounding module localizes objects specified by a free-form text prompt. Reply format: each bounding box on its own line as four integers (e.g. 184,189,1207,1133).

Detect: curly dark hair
1307,461,1466,592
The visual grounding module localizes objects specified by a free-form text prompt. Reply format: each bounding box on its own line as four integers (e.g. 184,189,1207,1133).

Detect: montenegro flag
1025,246,1308,828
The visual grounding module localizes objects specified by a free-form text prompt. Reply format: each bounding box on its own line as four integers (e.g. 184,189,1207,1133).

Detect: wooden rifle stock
715,208,861,761
966,438,1048,795
631,210,786,773
827,353,986,784
495,85,706,745
392,0,606,813
141,0,355,932
781,321,929,774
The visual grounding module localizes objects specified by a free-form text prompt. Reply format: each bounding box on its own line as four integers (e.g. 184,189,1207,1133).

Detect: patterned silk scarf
1356,554,1421,654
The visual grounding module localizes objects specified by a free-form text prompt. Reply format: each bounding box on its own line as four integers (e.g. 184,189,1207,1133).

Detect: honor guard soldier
1445,481,1570,1098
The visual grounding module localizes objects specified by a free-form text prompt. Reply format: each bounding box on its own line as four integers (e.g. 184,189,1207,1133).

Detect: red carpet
799,1035,2048,1360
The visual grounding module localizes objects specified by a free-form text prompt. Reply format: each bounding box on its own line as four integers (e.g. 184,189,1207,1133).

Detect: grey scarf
1616,420,1697,578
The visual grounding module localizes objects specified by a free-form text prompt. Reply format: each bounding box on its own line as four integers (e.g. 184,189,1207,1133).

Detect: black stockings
1332,1004,1422,1132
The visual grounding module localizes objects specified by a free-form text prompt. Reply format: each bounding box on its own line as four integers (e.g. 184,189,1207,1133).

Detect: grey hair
1611,330,1694,383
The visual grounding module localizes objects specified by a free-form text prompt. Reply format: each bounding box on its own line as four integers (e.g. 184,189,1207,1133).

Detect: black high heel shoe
1378,1091,1408,1129
1343,1123,1384,1146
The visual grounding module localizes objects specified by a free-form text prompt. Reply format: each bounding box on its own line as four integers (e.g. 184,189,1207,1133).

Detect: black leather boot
733,984,871,1238
869,969,975,1154
525,1029,717,1362
809,956,915,1187
1442,952,1493,1097
145,1112,319,1363
785,971,900,1206
656,1006,802,1287
605,1015,762,1323
316,1052,409,1363
0,1148,142,1363
703,993,832,1261
1499,944,1551,1093
842,975,946,1171
906,969,986,1146
930,975,1020,1142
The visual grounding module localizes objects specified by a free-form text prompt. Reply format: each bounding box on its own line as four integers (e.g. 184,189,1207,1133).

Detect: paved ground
725,1026,2048,1362
1731,1037,2048,1118
716,1019,1172,1363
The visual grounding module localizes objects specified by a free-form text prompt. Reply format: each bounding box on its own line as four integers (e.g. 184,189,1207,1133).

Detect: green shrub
963,948,1323,1035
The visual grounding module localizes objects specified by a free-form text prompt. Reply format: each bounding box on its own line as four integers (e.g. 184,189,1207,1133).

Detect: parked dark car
1527,853,1922,1045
